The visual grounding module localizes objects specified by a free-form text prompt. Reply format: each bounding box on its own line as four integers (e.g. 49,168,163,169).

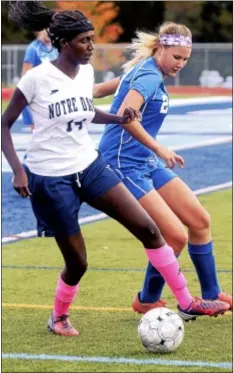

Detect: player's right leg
48,232,88,336
25,165,86,336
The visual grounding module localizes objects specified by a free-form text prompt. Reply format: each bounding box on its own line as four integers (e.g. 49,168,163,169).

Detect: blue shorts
24,154,121,237
113,160,177,200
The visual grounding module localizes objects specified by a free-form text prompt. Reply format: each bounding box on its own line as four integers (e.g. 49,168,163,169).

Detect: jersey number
160,95,169,114
67,119,85,132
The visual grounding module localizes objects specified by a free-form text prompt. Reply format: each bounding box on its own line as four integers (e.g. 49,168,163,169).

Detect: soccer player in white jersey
3,3,229,337
98,22,232,313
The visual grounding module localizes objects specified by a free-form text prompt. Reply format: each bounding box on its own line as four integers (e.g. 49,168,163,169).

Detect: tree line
2,1,232,44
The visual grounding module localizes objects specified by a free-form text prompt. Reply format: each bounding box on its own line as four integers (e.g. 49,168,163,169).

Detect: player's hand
13,168,32,198
121,107,142,124
154,145,184,169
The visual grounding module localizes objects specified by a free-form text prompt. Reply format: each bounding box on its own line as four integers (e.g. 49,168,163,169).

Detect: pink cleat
132,293,167,314
218,291,232,311
177,297,230,321
47,313,79,336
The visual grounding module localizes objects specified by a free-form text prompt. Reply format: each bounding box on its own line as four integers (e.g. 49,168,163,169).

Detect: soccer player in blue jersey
21,29,58,129
98,22,232,312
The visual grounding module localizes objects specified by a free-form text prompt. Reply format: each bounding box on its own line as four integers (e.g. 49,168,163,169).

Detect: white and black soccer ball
138,307,184,353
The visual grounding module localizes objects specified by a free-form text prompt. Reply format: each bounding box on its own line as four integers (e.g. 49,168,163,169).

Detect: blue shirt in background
22,39,58,125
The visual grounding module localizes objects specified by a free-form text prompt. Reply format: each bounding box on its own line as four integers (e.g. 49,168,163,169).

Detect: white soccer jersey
17,60,98,176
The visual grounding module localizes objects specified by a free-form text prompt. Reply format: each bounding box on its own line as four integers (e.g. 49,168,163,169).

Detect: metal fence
2,43,232,87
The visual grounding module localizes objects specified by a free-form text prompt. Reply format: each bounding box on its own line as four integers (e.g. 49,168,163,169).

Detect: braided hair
8,1,94,51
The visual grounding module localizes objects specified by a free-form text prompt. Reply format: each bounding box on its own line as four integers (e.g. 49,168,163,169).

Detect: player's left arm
93,77,120,98
117,89,184,169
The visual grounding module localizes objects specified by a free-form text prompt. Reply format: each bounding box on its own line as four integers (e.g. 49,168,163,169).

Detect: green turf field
2,189,232,372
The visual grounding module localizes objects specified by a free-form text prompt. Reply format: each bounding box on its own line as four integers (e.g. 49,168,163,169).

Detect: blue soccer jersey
23,39,58,66
98,57,169,170
22,39,58,125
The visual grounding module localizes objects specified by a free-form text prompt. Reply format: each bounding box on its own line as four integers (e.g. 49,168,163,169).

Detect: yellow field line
2,303,232,316
2,303,132,312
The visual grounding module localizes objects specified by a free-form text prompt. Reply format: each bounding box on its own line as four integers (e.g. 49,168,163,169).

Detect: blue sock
188,241,221,300
140,261,165,303
140,253,181,303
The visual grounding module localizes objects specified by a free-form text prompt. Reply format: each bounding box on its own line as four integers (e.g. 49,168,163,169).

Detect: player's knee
77,257,88,277
171,232,188,254
139,222,165,248
190,209,211,233
67,255,88,281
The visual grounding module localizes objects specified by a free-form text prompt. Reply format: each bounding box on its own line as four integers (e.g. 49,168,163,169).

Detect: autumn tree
56,1,123,43
57,1,125,76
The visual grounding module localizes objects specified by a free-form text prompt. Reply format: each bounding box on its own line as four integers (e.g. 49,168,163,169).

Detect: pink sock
53,275,80,318
146,244,193,310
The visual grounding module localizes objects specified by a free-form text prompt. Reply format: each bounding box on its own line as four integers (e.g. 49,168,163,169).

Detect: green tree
199,1,233,42
164,1,232,42
164,2,203,41
114,1,165,42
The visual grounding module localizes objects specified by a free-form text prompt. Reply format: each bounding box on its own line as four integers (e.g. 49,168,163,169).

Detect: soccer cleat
218,291,232,311
177,297,230,321
132,293,167,314
47,313,79,336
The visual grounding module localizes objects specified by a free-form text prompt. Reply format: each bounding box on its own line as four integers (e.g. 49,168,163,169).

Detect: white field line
2,181,232,244
2,137,232,173
172,136,232,151
1,352,232,369
1,213,108,244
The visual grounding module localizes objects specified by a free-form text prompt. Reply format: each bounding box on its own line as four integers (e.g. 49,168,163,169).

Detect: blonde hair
123,22,192,72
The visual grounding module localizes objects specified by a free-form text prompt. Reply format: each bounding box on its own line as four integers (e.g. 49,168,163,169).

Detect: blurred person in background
21,29,58,130
96,22,232,313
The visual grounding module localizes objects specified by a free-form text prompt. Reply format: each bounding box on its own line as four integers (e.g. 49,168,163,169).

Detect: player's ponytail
8,1,94,51
8,1,54,32
123,22,192,73
123,31,159,72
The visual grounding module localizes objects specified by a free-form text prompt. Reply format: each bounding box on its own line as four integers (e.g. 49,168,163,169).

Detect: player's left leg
158,176,232,310
26,166,87,335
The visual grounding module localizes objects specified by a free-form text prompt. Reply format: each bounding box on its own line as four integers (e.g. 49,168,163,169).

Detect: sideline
2,352,232,369
2,181,232,244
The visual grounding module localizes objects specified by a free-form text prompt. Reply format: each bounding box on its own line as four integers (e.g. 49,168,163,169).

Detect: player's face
37,30,51,44
67,30,95,65
157,45,192,77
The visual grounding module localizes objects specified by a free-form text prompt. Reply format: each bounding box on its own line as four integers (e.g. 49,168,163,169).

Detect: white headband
159,34,192,47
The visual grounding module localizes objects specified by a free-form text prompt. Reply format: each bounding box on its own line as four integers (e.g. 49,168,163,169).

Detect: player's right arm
21,44,38,75
93,77,120,98
2,88,32,197
21,62,34,76
116,77,184,169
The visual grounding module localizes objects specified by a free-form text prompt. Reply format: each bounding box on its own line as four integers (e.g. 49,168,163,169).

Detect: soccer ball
138,307,184,353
